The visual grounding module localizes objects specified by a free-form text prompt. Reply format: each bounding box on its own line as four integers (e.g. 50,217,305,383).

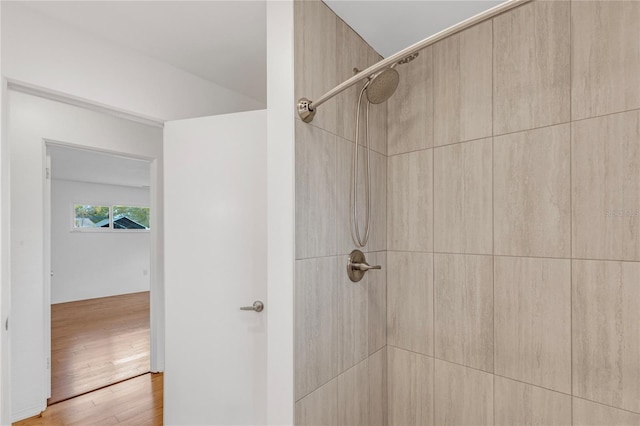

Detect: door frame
42,139,162,398
1,9,299,414
2,80,165,419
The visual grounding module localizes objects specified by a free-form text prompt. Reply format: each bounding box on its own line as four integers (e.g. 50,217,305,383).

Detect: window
113,206,150,229
74,205,110,229
73,204,150,231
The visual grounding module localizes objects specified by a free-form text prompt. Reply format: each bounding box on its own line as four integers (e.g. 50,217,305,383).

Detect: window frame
71,202,150,233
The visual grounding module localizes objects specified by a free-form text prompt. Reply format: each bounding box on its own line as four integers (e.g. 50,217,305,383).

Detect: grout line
295,250,387,262
392,102,640,155
388,344,561,393
388,341,640,417
379,250,640,264
491,15,497,422
430,44,436,426
295,114,387,157
432,348,436,425
294,374,335,403
386,344,490,375
569,1,574,422
571,395,640,417
383,92,389,413
380,104,640,160
389,135,490,157
570,105,640,125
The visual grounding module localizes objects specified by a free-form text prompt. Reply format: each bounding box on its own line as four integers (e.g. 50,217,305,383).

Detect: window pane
112,206,150,229
74,205,110,228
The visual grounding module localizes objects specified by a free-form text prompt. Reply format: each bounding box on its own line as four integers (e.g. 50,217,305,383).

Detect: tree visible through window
73,204,150,230
74,205,109,228
113,206,150,229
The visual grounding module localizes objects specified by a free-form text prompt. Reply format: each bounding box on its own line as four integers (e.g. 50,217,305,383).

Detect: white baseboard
11,400,45,423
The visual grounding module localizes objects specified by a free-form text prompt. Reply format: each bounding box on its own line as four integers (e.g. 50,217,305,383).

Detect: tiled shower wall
387,1,640,425
293,1,388,425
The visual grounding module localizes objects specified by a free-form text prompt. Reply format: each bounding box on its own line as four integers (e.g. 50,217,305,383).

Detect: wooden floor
49,292,151,404
14,373,163,426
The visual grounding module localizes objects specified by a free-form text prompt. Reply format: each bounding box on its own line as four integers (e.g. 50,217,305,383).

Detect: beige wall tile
572,0,640,120
493,0,570,135
337,359,369,426
387,252,433,356
434,254,493,372
434,21,492,146
336,255,368,373
368,347,387,426
336,19,371,144
388,149,433,252
295,121,337,259
573,260,640,413
296,378,338,426
572,111,640,261
336,139,387,255
387,346,434,426
367,252,387,355
335,20,387,157
335,138,354,255
573,398,640,426
494,125,571,258
494,376,571,426
388,47,433,155
295,257,339,400
368,150,387,253
294,0,337,134
434,138,492,254
494,256,571,393
434,360,493,426
367,48,388,157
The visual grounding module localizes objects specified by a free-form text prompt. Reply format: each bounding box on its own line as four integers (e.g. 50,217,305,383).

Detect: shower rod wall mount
297,97,316,123
296,0,530,124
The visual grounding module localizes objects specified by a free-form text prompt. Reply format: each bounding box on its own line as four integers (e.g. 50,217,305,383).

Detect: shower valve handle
350,262,381,272
347,249,382,282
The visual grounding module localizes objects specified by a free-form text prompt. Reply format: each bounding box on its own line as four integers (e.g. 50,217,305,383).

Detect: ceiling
325,0,503,58
19,1,502,109
35,2,503,189
49,145,150,188
21,1,267,105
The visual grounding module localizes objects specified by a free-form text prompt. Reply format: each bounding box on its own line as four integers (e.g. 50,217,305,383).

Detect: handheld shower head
349,51,419,248
365,68,399,104
362,51,418,104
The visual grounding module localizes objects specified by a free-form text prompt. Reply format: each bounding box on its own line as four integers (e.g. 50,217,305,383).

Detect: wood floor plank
13,373,163,426
48,292,150,404
13,293,160,425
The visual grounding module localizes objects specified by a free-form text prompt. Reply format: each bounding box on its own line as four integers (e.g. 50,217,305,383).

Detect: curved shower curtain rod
297,0,531,123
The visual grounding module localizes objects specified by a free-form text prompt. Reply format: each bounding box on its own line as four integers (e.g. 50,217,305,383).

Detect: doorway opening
46,144,153,404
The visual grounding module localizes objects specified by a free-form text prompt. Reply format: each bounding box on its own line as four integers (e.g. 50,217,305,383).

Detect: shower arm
296,0,531,123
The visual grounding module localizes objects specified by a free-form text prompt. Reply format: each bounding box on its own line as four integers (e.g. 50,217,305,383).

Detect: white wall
51,180,150,304
266,1,295,424
1,2,264,122
8,90,162,421
1,2,297,424
0,5,11,424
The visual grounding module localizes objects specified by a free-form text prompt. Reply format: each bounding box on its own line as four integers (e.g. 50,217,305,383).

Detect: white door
163,110,267,425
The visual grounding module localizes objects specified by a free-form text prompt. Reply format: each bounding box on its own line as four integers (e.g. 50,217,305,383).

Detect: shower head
350,51,418,105
365,68,399,104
